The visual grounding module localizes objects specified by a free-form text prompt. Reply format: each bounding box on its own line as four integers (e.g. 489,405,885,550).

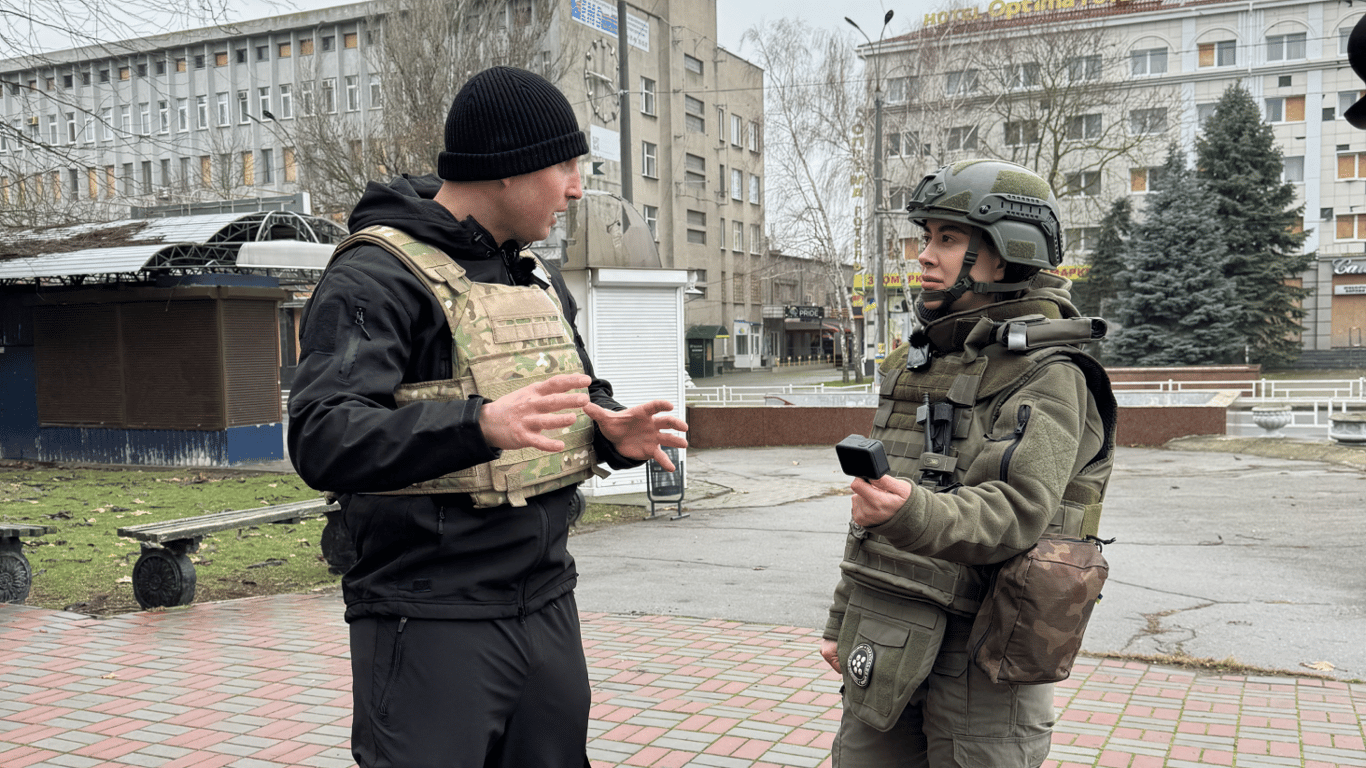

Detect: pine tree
1195,84,1311,368
1075,196,1132,319
1108,146,1243,366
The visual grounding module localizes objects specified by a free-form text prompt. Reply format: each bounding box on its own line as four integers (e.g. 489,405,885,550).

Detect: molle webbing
842,536,986,616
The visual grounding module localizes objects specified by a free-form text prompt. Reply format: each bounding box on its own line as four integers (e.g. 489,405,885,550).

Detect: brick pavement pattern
2,593,1364,768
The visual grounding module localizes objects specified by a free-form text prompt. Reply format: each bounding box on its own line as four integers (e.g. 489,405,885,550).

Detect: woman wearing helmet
820,160,1117,767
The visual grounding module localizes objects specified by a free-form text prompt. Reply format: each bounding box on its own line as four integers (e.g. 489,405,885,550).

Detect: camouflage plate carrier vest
331,225,606,508
841,312,1117,617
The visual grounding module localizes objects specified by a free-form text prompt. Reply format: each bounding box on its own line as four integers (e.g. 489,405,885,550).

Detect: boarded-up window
300,38,314,55
1198,42,1214,67
344,32,358,48
1130,167,1147,192
200,155,212,187
33,294,282,429
284,147,296,182
242,151,254,185
1338,215,1355,240
1286,95,1304,122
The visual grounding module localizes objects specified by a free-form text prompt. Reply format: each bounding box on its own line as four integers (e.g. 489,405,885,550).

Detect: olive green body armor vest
330,225,605,508
841,312,1117,616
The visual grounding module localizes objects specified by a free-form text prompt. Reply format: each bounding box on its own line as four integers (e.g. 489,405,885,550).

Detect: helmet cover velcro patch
991,169,1051,200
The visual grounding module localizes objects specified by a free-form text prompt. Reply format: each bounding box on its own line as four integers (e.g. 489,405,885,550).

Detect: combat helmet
905,159,1063,306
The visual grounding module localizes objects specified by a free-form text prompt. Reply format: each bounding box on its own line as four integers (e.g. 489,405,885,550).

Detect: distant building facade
856,0,1364,355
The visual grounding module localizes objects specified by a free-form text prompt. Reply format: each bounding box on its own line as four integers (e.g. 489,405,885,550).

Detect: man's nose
567,168,583,200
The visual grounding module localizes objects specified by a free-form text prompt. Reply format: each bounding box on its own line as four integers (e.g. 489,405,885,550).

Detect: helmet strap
917,230,1034,307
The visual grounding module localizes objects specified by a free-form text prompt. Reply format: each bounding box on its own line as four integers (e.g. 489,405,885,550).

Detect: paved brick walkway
2,593,1364,768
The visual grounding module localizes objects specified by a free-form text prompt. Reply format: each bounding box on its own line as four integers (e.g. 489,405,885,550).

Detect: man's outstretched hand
480,374,592,453
583,400,689,470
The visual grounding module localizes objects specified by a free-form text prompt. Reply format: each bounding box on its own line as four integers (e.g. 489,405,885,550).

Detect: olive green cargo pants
832,612,1055,768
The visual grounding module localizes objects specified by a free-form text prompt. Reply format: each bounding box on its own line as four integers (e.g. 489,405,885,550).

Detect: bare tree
287,0,570,216
741,18,867,381
879,9,1182,239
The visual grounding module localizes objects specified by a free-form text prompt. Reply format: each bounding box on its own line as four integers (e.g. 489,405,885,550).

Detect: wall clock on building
584,38,619,123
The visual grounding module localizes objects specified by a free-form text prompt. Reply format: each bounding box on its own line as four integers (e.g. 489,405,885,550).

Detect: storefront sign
1332,258,1366,275
923,0,1134,27
1334,284,1366,295
785,305,825,320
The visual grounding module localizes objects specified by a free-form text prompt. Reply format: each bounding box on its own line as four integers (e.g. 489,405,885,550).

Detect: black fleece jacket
287,174,638,622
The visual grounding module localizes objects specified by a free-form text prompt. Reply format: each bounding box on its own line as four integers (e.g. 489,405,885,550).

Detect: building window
1266,32,1306,62
1006,62,1040,90
300,82,315,115
945,69,979,95
101,108,113,140
684,153,705,189
642,204,658,239
175,58,187,72
1131,47,1168,76
196,95,208,129
119,66,131,80
640,76,655,115
284,146,297,182
322,35,335,52
1128,107,1167,135
747,121,759,152
1004,119,1039,146
1198,40,1236,68
346,75,360,111
1066,55,1101,82
1066,113,1101,141
278,42,291,58
176,98,188,132
138,102,149,135
750,224,762,254
1063,171,1100,197
65,111,76,143
1129,166,1166,193
344,32,359,49
280,84,294,118
261,148,274,184
236,48,247,64
1265,96,1304,123
237,90,250,123
733,220,744,253
731,113,742,146
749,174,760,204
214,51,228,67
685,95,704,133
241,151,254,186
886,76,915,104
217,92,230,126
686,209,706,244
322,78,336,113
1337,214,1366,240
1337,153,1366,179
731,168,743,201
369,76,383,108
641,141,657,178
194,54,205,69
256,45,269,61
300,38,314,55
1196,102,1217,127
258,86,271,118
1340,91,1362,119
947,125,978,151
45,114,57,144
1281,155,1303,184
719,217,725,250
683,54,702,74
1343,27,1355,56
1065,227,1101,253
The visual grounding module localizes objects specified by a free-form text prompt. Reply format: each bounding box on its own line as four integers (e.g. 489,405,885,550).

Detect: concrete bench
117,498,341,609
1,524,55,604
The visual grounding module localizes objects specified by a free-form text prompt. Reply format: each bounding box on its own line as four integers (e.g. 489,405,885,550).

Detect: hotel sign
923,0,1135,27
1332,258,1366,275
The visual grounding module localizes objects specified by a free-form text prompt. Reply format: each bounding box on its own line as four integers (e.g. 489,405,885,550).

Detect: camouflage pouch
837,586,946,731
968,536,1108,685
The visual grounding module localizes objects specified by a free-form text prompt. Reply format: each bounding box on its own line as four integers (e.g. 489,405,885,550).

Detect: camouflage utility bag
967,535,1109,684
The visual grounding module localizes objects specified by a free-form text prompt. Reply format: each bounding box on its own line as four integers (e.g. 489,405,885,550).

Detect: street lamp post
846,10,894,383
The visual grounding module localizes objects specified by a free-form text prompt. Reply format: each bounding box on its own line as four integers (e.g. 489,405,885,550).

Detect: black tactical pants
832,612,1055,768
349,593,590,768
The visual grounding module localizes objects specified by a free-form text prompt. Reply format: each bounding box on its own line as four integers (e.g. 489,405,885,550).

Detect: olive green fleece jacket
824,273,1115,641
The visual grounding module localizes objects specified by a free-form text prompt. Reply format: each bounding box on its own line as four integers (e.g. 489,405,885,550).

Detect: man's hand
850,474,913,528
583,400,689,470
480,374,592,453
819,638,841,673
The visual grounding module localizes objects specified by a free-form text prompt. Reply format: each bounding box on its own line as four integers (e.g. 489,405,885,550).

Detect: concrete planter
1328,413,1366,444
1250,405,1293,436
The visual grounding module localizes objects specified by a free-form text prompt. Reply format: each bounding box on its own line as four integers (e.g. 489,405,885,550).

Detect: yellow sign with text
923,0,1134,26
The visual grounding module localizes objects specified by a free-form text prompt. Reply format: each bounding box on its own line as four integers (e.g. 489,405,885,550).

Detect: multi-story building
855,0,1365,357
0,0,777,370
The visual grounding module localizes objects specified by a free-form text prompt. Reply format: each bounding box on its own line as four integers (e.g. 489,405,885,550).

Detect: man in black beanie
288,65,688,768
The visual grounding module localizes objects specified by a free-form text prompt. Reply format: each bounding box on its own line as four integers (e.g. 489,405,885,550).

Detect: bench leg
0,538,33,604
132,543,197,609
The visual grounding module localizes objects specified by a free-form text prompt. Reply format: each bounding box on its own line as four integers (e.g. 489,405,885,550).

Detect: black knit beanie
437,66,588,181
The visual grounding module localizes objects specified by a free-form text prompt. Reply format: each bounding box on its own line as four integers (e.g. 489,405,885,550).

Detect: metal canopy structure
0,211,346,286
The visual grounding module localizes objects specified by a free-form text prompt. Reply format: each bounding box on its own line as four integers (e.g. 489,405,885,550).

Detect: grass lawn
2,460,645,616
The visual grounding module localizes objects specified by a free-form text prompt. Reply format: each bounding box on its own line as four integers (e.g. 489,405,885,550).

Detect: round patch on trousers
848,643,875,688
